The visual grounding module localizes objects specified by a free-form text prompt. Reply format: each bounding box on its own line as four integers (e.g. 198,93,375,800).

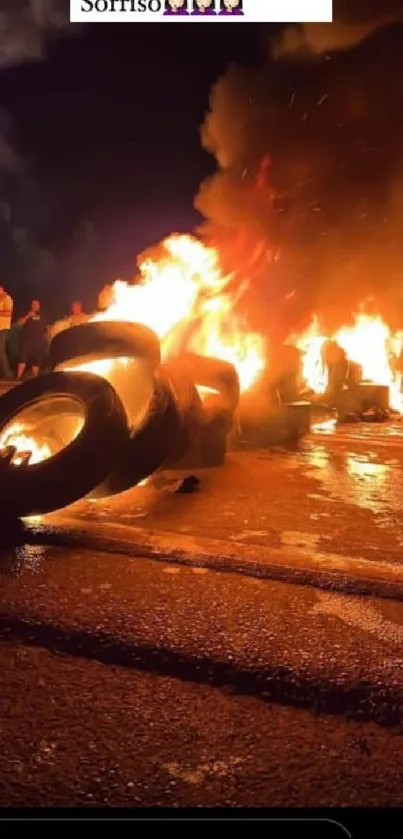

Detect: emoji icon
164,0,189,14
192,0,216,14
219,0,244,14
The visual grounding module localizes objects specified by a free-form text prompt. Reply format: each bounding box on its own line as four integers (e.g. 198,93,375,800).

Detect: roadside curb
24,515,403,600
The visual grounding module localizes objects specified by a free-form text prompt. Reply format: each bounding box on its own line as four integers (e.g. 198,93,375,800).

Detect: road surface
1,638,403,809
1,420,403,811
15,420,403,599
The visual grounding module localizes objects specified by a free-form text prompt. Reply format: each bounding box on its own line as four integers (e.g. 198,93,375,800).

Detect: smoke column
195,1,403,337
0,1,76,172
0,0,73,69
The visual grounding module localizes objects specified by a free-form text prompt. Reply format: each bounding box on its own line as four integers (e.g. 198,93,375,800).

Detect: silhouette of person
164,0,189,14
192,0,216,14
219,0,243,13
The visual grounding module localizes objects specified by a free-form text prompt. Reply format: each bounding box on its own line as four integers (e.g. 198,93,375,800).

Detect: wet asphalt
1,422,403,808
34,422,403,570
1,639,403,809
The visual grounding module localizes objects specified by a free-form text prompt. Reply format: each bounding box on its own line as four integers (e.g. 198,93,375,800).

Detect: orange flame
295,313,403,413
0,422,51,465
91,235,266,393
293,316,328,395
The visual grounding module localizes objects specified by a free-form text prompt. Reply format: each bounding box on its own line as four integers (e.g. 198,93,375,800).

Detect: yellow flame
91,235,265,393
0,422,51,465
296,313,403,413
336,315,402,412
62,356,130,379
293,316,328,394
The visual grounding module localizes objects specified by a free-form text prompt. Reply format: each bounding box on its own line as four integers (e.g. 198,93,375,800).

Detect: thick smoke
195,2,403,339
0,111,21,172
272,0,403,59
0,0,72,69
0,2,76,173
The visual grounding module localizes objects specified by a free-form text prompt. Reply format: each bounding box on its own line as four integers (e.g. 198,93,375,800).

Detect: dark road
20,421,403,599
58,424,403,568
2,422,403,809
1,542,403,808
2,640,403,808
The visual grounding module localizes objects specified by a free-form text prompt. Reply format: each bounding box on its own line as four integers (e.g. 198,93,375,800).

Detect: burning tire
50,321,161,370
160,361,205,462
89,369,184,498
176,353,240,413
0,371,129,518
91,358,216,495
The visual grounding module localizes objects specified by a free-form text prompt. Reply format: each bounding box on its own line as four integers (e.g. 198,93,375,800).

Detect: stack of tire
0,322,240,518
167,353,240,467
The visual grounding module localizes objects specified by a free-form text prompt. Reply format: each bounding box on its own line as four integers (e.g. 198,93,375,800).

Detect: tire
89,370,183,498
200,391,234,465
50,321,161,370
176,353,240,412
201,391,234,430
160,361,205,462
0,371,129,517
281,401,312,435
201,411,230,466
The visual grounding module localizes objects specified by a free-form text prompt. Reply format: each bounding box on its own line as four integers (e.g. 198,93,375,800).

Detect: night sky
0,21,264,316
1,2,403,331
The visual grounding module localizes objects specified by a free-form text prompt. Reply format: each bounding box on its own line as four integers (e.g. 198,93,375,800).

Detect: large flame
0,423,51,465
296,313,403,413
0,235,267,471
91,235,266,393
3,233,403,474
294,316,328,395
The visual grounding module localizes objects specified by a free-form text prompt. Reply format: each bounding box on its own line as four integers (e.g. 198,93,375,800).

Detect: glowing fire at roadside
64,357,129,377
2,230,403,475
0,423,51,465
295,313,403,413
294,316,328,395
91,235,266,393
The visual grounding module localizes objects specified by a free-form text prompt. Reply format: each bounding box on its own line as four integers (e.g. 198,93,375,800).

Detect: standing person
0,284,13,378
17,299,46,380
48,300,89,343
97,284,114,313
69,300,88,326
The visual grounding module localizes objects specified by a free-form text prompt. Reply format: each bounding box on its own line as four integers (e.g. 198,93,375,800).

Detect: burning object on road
233,345,312,447
0,235,312,517
0,234,402,516
294,314,403,423
0,320,242,518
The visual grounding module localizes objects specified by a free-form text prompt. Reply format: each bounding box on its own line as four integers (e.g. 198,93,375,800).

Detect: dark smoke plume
0,0,72,69
196,1,403,339
0,2,76,173
272,0,403,60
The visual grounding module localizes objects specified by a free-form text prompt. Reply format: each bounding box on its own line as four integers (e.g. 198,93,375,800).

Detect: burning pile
87,234,403,425
294,312,403,420
0,232,402,519
91,234,266,393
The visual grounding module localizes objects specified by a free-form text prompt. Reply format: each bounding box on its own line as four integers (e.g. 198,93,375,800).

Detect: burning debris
0,313,243,517
0,234,402,518
294,312,403,421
